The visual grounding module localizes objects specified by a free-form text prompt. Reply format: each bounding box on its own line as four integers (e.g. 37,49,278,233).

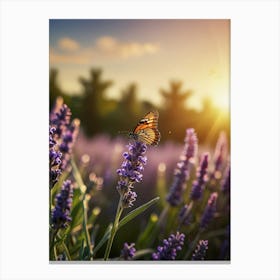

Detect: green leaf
79,239,85,260
119,197,159,229
133,249,154,259
83,246,90,260
137,213,158,249
71,158,87,194
70,200,83,230
91,197,159,258
92,224,113,257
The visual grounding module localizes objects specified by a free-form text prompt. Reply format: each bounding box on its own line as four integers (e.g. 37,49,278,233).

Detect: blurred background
50,19,230,146
50,19,230,259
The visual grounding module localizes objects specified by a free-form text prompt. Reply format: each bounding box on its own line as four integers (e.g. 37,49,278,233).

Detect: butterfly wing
136,127,161,146
132,111,160,146
133,111,159,132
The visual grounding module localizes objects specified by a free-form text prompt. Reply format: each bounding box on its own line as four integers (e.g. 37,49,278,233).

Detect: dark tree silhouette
49,69,65,111
104,83,141,135
49,68,229,146
118,83,141,125
160,81,194,142
79,68,113,136
161,81,192,111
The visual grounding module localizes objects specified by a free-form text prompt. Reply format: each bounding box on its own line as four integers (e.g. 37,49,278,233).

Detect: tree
104,83,141,135
49,68,65,111
79,68,113,136
161,81,192,112
160,81,194,142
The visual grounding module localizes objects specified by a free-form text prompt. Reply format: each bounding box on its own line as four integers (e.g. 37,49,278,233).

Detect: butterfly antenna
118,130,129,135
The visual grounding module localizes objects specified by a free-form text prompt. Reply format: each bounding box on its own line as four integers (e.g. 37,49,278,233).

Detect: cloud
96,36,118,53
58,37,80,52
96,36,160,58
50,49,88,64
50,36,160,65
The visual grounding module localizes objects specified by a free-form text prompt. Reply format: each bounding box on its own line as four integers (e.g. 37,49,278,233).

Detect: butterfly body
129,111,161,146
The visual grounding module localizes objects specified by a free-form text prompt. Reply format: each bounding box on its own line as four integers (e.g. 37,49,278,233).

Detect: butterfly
128,111,161,146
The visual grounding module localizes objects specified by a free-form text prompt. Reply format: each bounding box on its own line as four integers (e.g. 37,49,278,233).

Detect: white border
0,1,279,280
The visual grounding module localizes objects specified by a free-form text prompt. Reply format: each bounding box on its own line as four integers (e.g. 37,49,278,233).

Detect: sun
210,84,230,113
214,95,230,113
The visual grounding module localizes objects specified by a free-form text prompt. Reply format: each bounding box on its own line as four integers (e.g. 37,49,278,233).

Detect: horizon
50,19,230,111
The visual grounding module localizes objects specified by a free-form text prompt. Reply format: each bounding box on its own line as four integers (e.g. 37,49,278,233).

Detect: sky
49,19,230,111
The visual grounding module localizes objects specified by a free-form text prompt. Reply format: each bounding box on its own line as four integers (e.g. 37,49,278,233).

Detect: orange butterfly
129,111,161,146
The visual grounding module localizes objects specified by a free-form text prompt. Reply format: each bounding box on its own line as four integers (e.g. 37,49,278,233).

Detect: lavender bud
211,132,227,181
116,141,147,207
51,180,73,229
122,190,137,208
178,204,192,226
190,153,209,200
59,119,80,170
221,166,230,194
166,129,198,206
192,240,208,260
152,232,185,260
49,126,62,188
120,243,136,260
49,102,80,177
50,104,71,139
185,128,197,159
200,192,218,229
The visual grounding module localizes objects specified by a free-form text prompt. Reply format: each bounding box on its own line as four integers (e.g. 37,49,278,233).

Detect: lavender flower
200,192,218,229
120,243,136,260
192,240,208,260
50,103,71,139
59,119,80,170
122,190,137,208
49,126,62,188
190,153,209,200
178,204,192,226
51,180,73,229
49,101,80,176
211,132,227,181
166,128,197,206
221,166,230,194
152,232,185,260
116,141,147,208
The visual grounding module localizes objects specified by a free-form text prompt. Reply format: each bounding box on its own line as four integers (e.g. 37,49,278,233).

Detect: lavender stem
178,200,193,230
104,196,124,260
71,158,93,260
184,229,202,260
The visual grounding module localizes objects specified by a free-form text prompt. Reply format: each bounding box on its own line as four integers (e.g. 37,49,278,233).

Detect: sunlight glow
214,94,229,112
211,83,230,112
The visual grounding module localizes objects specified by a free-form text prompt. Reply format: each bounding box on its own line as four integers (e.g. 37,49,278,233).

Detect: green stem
157,205,169,227
142,204,169,248
50,228,58,260
92,223,112,257
71,158,93,260
62,241,71,261
184,229,202,260
82,198,93,259
54,245,58,260
104,196,123,260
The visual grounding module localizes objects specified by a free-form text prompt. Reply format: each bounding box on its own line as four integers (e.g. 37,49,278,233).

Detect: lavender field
49,19,230,262
49,100,230,261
